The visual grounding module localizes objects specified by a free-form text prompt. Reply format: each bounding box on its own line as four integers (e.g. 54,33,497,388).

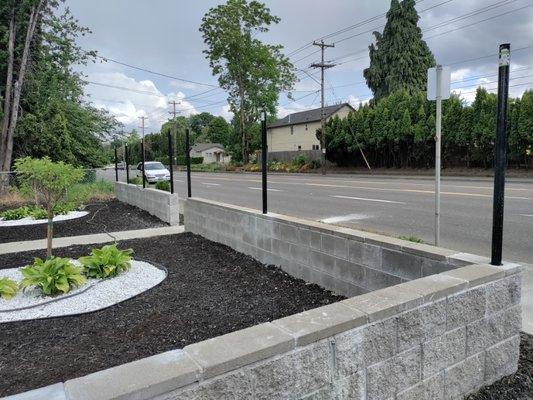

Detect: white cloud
84,72,199,131
451,68,471,81
220,104,233,121
347,95,370,109
169,80,200,90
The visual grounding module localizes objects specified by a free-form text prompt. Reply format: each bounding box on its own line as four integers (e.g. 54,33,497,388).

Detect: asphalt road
108,169,533,264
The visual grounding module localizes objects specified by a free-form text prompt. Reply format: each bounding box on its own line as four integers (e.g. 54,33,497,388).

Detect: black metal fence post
141,138,146,188
167,131,175,194
261,111,267,214
491,43,511,266
114,148,118,182
125,145,130,184
185,128,191,197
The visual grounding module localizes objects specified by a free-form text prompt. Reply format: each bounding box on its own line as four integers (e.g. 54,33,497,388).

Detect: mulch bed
0,199,166,244
467,332,533,400
0,233,343,396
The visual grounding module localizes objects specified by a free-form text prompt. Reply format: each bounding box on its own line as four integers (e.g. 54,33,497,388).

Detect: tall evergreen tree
364,0,435,101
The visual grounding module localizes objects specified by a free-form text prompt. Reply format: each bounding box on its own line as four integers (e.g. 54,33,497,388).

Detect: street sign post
427,65,451,246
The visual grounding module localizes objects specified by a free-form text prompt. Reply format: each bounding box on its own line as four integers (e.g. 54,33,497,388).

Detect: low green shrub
65,179,114,205
399,235,425,244
0,206,31,220
52,203,76,216
20,257,87,296
190,163,223,172
309,159,321,169
29,206,48,220
128,176,142,185
155,181,171,192
291,154,308,167
0,277,19,300
79,244,134,279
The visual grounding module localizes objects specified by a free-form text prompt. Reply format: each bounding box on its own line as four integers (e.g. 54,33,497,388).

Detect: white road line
331,195,406,204
202,182,220,186
174,179,184,183
519,214,533,218
248,187,282,192
321,214,370,223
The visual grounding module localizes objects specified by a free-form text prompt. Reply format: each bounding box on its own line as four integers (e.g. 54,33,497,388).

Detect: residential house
266,103,355,160
190,143,231,164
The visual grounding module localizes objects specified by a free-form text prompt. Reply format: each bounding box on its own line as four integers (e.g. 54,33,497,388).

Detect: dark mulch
467,332,533,400
0,199,166,244
0,233,343,396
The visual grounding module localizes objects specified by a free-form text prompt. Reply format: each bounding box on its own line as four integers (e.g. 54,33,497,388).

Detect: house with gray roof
190,143,231,164
266,103,354,159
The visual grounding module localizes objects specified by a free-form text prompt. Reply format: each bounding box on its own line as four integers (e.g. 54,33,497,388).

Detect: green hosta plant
1,206,31,220
20,257,87,296
29,206,48,220
79,244,134,279
0,277,19,300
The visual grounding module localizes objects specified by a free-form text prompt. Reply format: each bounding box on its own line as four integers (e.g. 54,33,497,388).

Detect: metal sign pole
141,138,146,188
185,128,192,198
261,110,267,214
114,148,119,182
125,145,130,183
167,131,175,194
491,43,511,266
435,65,442,246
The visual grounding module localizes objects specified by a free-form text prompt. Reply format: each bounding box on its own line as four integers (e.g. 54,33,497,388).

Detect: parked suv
136,161,171,183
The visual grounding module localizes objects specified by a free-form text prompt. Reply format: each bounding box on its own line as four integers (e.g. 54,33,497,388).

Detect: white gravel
0,210,89,227
0,260,166,322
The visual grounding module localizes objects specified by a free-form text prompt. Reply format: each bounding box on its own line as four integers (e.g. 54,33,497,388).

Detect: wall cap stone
184,322,294,379
441,264,505,287
64,349,200,400
394,274,468,302
3,384,67,400
272,302,368,346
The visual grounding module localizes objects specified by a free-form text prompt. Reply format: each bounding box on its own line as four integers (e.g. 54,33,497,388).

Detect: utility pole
139,116,147,188
435,65,442,247
168,100,180,166
310,40,335,175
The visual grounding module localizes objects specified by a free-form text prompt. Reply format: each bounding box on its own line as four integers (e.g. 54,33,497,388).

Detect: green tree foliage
364,0,435,101
207,116,232,146
14,157,84,257
323,89,533,169
199,0,296,163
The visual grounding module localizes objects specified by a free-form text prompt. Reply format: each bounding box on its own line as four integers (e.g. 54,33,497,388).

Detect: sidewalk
0,225,184,255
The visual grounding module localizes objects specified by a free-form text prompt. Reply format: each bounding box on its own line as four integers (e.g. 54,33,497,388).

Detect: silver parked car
136,161,171,183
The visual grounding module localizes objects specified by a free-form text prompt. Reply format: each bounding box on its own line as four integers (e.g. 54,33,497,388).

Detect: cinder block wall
184,198,466,297
115,182,179,225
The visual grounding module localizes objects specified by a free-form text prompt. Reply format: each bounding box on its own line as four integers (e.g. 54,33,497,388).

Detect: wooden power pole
311,40,335,175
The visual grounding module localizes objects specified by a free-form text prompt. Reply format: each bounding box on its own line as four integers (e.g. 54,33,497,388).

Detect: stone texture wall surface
115,181,179,225
184,198,465,297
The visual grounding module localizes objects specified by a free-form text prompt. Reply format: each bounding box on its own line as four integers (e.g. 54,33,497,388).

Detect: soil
0,199,166,244
467,332,533,400
0,233,343,396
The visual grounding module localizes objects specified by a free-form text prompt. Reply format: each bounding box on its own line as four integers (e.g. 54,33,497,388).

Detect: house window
290,126,294,135
312,145,319,150
298,145,302,150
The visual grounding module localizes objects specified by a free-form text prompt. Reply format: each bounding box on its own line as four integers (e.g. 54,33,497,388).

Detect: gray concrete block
444,353,484,400
396,372,444,400
332,259,365,284
274,222,298,243
3,384,67,400
335,317,397,376
321,234,348,259
362,267,404,291
423,328,466,378
65,350,200,400
348,241,382,270
272,238,291,260
309,250,336,273
397,300,446,352
466,306,521,356
272,302,367,346
446,286,486,331
297,228,311,247
486,274,521,315
334,370,365,400
366,346,422,400
421,259,456,277
250,341,332,400
290,243,310,264
184,322,294,379
381,248,423,280
484,335,520,383
309,230,322,250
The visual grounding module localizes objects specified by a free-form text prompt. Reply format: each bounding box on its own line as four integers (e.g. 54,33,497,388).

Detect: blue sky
63,0,533,132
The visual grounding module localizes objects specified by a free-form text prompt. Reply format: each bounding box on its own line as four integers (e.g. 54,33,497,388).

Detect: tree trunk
1,1,44,193
46,210,53,258
0,13,15,161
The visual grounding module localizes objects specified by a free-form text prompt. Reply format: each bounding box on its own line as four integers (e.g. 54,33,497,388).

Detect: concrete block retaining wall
184,198,470,297
115,182,179,225
6,198,522,400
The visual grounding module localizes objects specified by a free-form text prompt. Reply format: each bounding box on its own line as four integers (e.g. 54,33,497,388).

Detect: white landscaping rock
0,260,166,322
0,210,89,227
